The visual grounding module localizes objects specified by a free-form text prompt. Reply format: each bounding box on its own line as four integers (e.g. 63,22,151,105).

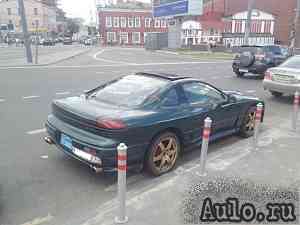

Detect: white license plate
72,147,93,161
239,69,248,73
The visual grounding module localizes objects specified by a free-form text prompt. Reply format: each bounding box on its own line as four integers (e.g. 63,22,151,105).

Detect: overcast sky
60,0,149,24
60,0,96,24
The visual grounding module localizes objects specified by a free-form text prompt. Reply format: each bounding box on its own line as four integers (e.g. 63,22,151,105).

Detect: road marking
0,61,230,70
93,49,132,65
211,76,219,80
27,128,46,135
21,214,53,225
23,95,40,99
56,91,70,95
156,50,179,55
95,71,105,74
0,98,5,102
246,90,256,93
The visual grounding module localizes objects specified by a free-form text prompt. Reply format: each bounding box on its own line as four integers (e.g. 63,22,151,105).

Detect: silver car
263,55,300,97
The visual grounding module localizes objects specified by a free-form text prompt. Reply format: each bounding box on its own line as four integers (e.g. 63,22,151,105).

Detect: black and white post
292,91,299,132
199,117,212,176
115,143,128,224
253,103,263,150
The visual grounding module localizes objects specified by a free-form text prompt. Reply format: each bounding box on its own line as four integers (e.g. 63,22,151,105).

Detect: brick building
203,0,297,45
98,6,168,46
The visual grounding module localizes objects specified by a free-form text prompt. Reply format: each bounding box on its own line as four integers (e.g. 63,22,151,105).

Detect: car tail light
255,53,266,61
264,70,273,80
96,118,127,129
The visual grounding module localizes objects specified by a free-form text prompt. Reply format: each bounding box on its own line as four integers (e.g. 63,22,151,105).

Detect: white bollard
253,103,264,150
199,117,212,176
114,143,128,224
292,91,299,132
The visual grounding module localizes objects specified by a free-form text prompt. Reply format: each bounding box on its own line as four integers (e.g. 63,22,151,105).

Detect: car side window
161,88,179,107
182,82,226,106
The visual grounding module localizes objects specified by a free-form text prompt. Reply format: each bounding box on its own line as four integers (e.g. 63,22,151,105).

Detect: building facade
202,0,297,46
98,7,168,46
0,0,57,33
223,9,275,47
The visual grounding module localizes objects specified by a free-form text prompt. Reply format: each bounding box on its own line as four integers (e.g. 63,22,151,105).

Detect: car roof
135,72,191,81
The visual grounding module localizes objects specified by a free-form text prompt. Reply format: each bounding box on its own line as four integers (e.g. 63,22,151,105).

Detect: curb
0,47,93,68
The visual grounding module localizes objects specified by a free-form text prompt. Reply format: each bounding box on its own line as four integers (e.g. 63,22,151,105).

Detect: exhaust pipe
91,165,103,173
44,136,54,145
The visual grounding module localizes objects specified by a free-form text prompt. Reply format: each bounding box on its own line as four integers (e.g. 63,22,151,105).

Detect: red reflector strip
203,128,211,139
117,155,127,161
118,165,127,171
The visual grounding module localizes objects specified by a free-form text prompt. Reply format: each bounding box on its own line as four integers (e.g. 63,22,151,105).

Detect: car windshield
280,56,300,69
264,46,285,55
94,75,168,107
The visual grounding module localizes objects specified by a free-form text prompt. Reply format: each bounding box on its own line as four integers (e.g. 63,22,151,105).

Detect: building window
34,8,38,15
7,8,11,15
135,17,141,28
128,17,134,28
120,17,126,28
234,20,242,33
144,32,148,43
113,17,119,28
106,16,112,27
132,32,140,44
120,32,128,44
264,21,271,33
154,19,160,28
145,18,151,28
107,32,116,42
161,19,167,28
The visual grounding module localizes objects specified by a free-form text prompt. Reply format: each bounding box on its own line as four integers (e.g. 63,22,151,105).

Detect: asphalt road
0,47,296,225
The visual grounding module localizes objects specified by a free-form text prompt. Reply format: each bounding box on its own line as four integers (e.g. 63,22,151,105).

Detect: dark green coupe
45,72,264,176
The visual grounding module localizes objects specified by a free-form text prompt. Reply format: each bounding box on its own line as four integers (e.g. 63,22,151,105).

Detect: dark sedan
45,72,264,176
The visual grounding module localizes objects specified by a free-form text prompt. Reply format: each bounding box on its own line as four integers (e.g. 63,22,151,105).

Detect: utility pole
291,0,300,49
35,21,39,64
244,0,255,45
18,0,33,63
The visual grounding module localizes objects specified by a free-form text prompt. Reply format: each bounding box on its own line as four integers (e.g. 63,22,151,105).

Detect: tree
66,18,83,36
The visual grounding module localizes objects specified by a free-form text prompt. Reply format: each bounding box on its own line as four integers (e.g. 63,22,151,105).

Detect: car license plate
72,147,92,161
239,69,248,73
60,133,72,150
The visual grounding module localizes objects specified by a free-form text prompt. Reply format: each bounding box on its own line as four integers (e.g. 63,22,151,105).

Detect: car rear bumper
45,115,147,173
263,80,300,95
233,62,269,74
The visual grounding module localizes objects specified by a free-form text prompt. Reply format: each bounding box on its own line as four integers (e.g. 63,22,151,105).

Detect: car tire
239,106,256,138
146,132,180,176
235,71,245,77
271,91,283,97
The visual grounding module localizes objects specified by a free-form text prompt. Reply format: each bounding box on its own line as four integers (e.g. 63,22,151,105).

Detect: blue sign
154,1,188,17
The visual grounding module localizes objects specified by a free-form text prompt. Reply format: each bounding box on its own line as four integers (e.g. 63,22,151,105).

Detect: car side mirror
227,94,236,103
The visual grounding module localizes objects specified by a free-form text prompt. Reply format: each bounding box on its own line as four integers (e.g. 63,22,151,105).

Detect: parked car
232,45,292,77
63,37,72,45
45,72,264,176
43,38,55,46
263,55,300,97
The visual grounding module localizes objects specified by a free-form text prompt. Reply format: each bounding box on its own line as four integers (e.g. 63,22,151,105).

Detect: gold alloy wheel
152,137,178,173
245,111,256,131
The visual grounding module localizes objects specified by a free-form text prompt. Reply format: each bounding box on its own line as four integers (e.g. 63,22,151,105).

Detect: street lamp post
35,22,39,64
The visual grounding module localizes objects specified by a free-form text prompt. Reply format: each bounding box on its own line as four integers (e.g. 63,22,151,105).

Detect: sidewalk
0,45,93,67
82,119,300,225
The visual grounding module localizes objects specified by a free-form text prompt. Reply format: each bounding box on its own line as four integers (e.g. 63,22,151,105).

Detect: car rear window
239,47,263,54
280,56,300,69
94,75,168,107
